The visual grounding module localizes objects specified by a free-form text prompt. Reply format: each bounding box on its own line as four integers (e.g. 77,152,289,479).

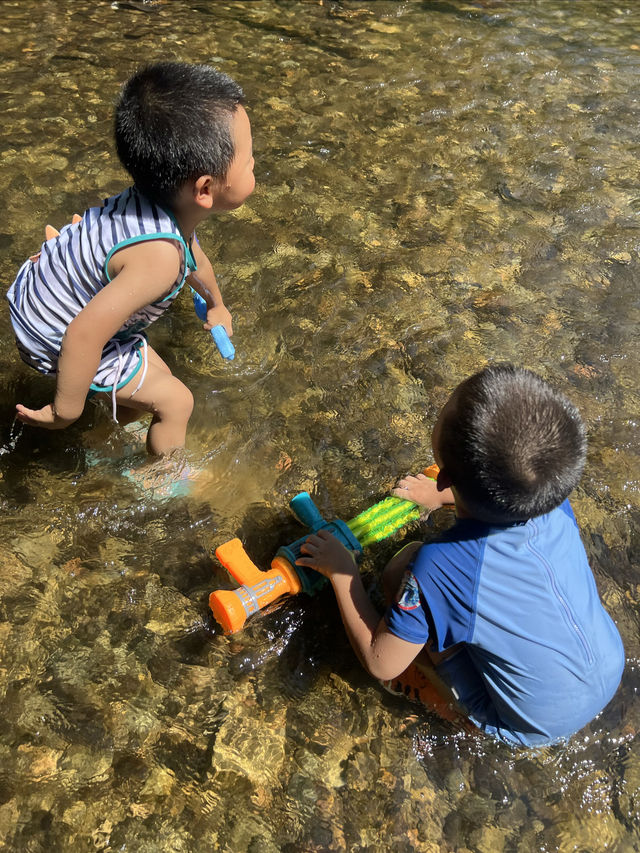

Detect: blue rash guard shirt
385,500,625,746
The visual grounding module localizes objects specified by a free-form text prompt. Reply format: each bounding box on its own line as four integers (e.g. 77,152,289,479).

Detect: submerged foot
124,452,199,499
379,663,474,728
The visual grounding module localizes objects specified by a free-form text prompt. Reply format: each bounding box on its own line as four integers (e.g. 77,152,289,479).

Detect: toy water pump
209,465,442,633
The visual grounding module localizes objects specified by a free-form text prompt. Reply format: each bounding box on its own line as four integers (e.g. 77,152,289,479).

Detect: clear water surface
0,1,638,851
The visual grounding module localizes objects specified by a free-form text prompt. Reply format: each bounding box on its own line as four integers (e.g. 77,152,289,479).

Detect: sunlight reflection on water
0,0,638,850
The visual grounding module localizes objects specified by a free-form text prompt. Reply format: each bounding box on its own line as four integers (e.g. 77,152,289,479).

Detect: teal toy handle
277,492,362,595
192,289,235,361
290,492,325,530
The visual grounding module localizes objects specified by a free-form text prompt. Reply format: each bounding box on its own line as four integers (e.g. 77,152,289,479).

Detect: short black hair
439,364,587,523
114,61,244,207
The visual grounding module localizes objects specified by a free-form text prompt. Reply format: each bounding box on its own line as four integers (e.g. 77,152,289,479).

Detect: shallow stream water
0,1,639,851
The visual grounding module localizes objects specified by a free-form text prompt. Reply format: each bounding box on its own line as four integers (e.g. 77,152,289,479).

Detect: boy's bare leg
410,649,471,723
108,346,194,455
112,348,171,427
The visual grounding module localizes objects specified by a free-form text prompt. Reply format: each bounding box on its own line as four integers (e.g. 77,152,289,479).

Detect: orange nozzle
210,539,302,633
209,588,252,634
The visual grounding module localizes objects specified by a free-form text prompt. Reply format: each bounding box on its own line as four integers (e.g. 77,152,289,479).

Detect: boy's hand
204,303,233,337
392,472,447,509
15,403,78,429
296,530,358,579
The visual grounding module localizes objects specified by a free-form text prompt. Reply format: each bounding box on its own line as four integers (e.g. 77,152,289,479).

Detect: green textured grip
347,496,421,546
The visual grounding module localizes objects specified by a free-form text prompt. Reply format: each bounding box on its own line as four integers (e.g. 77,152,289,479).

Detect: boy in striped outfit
7,61,255,456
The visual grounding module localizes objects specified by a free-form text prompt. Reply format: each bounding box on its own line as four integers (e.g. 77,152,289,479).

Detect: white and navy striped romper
7,186,196,400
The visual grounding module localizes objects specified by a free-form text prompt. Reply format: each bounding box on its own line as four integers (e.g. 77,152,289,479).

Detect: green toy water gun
209,464,443,633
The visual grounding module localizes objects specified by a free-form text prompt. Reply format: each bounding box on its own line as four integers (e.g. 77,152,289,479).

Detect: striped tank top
6,186,196,392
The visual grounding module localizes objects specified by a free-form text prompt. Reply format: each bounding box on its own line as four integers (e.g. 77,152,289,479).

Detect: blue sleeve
386,532,483,651
559,498,578,526
385,567,431,644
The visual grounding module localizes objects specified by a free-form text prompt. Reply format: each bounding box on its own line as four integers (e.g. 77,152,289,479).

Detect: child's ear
436,468,453,492
193,175,215,210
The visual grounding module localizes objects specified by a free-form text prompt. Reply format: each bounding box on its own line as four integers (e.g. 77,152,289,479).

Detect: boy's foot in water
380,662,474,728
123,451,198,499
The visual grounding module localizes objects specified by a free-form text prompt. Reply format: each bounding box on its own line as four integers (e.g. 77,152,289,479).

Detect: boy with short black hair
435,364,588,522
297,365,624,746
8,61,255,457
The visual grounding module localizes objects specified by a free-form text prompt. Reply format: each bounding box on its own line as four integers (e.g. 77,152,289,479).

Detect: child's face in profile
212,105,255,211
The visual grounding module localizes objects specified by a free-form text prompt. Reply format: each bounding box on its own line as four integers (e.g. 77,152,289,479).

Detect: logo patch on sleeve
396,570,421,611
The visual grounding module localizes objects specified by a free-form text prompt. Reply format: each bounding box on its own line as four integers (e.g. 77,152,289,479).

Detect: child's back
389,499,624,745
8,188,191,394
297,364,625,746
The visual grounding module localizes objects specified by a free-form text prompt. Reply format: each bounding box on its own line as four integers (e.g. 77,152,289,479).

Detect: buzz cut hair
439,364,587,523
115,61,244,207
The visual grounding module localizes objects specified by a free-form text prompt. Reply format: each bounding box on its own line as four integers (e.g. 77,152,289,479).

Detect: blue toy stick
192,289,235,360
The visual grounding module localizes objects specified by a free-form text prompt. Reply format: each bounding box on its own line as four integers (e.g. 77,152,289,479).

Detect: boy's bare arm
297,531,424,681
187,239,232,336
15,240,181,428
392,473,455,509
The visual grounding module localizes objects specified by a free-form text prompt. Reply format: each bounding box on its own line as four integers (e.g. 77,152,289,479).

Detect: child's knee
169,380,194,420
151,377,194,421
382,565,401,603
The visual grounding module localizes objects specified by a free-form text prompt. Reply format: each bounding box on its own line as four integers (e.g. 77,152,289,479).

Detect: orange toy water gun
210,465,443,633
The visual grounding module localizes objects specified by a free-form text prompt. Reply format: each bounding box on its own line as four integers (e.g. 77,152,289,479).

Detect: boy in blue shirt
297,364,624,746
